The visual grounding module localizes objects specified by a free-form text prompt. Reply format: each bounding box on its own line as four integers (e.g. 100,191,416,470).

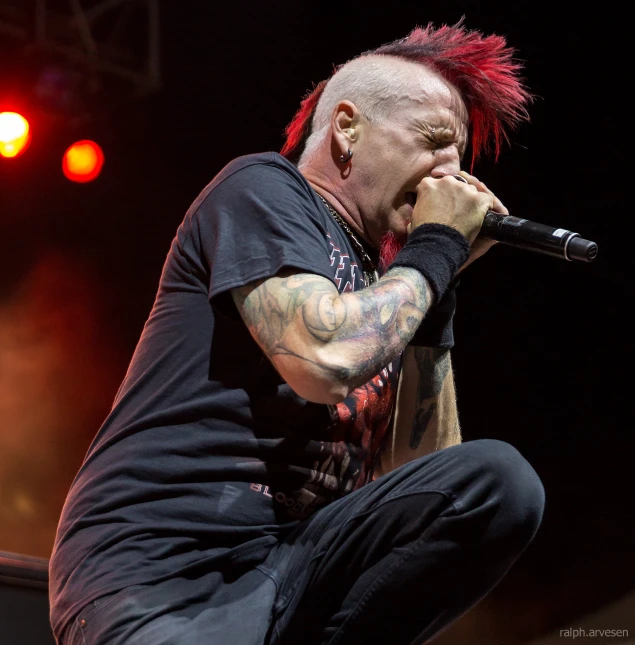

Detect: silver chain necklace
317,194,378,288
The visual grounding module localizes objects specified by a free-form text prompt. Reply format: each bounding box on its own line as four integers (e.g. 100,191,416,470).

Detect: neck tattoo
316,194,378,288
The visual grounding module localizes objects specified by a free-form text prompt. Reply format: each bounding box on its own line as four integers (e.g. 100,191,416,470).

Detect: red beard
378,231,405,273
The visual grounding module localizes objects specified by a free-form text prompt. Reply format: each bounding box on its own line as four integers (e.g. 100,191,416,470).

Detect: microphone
481,212,598,262
450,176,597,262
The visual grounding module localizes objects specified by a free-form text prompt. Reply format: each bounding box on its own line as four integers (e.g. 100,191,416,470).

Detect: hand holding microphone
410,173,495,245
451,172,598,262
401,171,597,351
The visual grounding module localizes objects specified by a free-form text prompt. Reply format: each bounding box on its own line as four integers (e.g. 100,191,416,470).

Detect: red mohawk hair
281,19,532,168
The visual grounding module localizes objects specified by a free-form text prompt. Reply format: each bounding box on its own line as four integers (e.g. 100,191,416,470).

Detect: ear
330,100,361,158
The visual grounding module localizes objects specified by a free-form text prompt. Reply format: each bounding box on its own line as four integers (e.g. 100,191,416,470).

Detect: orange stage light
0,112,31,158
62,140,105,183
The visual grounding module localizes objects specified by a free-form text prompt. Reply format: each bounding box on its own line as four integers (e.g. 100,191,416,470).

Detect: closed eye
426,135,466,162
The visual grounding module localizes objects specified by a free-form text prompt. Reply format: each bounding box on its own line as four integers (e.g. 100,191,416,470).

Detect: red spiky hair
281,19,532,169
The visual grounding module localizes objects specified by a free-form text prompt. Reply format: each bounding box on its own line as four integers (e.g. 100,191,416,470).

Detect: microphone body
481,212,598,262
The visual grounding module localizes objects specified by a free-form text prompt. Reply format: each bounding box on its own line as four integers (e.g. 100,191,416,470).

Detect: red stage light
62,140,104,183
0,112,31,158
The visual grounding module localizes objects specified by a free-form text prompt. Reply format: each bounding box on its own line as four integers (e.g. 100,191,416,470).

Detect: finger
456,171,509,216
452,173,495,213
491,197,509,216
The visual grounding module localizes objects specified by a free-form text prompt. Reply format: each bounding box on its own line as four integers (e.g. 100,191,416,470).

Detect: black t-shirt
49,152,402,638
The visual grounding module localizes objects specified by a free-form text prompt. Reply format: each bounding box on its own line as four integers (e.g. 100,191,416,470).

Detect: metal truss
0,0,161,96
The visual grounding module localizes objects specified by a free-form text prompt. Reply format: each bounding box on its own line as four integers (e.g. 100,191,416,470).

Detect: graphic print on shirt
328,232,358,293
252,230,402,520
257,361,400,520
328,360,400,490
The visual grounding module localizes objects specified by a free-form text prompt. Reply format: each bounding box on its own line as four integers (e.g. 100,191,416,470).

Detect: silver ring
453,174,469,184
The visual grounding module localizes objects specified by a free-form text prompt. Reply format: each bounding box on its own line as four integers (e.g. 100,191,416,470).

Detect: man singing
50,20,545,645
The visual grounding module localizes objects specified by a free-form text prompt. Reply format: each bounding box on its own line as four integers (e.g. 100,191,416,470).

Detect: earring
339,148,353,163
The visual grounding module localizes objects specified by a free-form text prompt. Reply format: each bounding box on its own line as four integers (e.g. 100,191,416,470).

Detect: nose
429,147,461,179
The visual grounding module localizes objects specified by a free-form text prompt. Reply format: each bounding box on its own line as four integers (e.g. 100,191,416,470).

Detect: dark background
0,2,632,643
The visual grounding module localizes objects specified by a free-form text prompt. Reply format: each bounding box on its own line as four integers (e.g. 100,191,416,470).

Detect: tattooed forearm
414,347,451,399
410,402,437,449
409,348,451,449
379,344,460,474
300,267,428,344
233,266,431,392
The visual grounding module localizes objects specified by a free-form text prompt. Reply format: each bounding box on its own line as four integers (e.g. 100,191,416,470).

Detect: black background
0,2,632,643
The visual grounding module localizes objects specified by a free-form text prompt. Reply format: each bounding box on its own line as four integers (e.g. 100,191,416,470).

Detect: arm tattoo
235,274,334,355
235,267,430,386
409,348,451,449
411,403,437,449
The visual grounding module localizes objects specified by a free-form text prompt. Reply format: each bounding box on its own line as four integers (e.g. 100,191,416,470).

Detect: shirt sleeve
189,159,336,302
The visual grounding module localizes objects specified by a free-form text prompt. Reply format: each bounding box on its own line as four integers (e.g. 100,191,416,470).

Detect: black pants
63,439,545,645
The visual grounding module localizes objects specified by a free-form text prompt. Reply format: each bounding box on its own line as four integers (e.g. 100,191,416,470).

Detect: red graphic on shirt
329,362,399,492
261,361,399,519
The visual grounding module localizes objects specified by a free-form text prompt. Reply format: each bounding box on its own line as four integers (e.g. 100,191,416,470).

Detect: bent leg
264,439,545,645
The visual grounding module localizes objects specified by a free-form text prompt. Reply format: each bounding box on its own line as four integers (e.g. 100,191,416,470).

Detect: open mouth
405,192,417,207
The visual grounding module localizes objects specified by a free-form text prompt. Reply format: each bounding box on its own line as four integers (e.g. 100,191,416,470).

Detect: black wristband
389,224,470,302
408,280,458,349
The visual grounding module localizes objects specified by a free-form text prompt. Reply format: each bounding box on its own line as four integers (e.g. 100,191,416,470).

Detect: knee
457,439,545,546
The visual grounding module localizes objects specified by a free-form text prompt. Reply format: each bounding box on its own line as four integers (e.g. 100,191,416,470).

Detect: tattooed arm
231,267,433,404
375,346,461,477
